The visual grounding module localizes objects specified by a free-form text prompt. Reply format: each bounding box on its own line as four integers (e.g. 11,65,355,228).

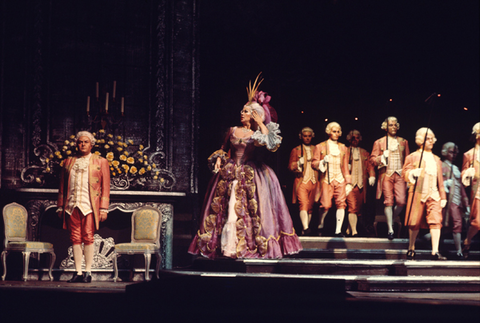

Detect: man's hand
380,150,390,166
464,167,476,178
408,168,422,184
462,167,475,186
345,184,353,196
440,199,447,208
100,209,108,222
443,179,452,193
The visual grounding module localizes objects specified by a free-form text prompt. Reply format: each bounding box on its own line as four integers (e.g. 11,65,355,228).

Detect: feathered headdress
245,72,278,124
246,72,264,103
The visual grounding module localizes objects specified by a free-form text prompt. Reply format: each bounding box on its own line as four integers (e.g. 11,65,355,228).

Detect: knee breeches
67,208,95,245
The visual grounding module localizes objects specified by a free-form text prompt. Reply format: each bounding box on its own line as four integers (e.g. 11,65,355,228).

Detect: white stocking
299,210,309,230
84,244,94,272
348,213,358,235
430,228,441,254
72,244,83,275
408,229,419,251
335,209,345,234
318,210,328,229
384,206,394,234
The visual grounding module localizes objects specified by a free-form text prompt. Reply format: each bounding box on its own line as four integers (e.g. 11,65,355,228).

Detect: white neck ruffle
73,154,91,172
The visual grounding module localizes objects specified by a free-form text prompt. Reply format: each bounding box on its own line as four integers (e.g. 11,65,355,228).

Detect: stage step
298,236,480,260
190,257,480,277
166,269,480,292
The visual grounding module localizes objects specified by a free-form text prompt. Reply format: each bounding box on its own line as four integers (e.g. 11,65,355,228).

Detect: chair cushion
134,209,160,241
7,241,54,250
115,243,158,252
4,206,27,239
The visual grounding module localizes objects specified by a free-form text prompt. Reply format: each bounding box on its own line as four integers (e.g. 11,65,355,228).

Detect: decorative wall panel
1,0,199,194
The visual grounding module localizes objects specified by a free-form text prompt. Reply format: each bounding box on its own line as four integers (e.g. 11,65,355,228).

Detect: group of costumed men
289,119,480,260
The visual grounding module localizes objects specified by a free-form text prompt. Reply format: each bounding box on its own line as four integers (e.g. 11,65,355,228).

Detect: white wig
415,127,436,146
299,127,315,139
473,122,480,139
346,129,362,142
246,102,265,122
381,116,400,130
441,142,458,157
76,131,96,145
325,122,342,136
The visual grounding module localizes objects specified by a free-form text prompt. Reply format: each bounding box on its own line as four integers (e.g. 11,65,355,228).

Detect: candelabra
85,81,125,136
20,81,177,191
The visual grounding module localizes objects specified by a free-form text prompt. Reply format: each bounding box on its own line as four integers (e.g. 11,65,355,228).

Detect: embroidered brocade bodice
230,128,257,165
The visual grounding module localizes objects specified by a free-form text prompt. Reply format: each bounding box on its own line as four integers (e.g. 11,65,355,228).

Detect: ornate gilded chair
113,206,162,282
2,202,56,281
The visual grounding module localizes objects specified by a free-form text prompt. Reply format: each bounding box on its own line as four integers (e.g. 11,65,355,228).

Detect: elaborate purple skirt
189,160,302,259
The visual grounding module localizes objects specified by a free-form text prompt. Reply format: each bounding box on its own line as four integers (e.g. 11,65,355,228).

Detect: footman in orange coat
57,131,110,282
312,122,351,237
403,128,447,260
288,127,320,236
370,116,409,240
461,122,480,258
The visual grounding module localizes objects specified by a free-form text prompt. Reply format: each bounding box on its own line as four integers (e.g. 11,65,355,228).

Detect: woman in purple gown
188,78,302,259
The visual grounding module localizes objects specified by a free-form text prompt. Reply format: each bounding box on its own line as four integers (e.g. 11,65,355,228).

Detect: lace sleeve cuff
251,122,282,152
207,150,228,173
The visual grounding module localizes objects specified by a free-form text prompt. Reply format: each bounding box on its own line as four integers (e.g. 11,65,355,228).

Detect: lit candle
113,81,116,100
121,97,124,115
105,92,109,113
86,96,90,115
96,82,99,99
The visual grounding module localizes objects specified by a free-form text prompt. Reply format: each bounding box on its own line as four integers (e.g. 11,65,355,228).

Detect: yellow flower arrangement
47,130,162,190
24,128,174,191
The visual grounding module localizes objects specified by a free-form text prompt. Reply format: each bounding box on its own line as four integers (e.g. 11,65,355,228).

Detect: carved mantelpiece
15,188,185,270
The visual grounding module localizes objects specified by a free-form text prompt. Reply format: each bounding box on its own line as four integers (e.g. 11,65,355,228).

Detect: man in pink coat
346,130,376,236
461,122,480,258
289,127,320,236
57,131,110,282
312,122,351,237
370,116,410,240
403,128,447,260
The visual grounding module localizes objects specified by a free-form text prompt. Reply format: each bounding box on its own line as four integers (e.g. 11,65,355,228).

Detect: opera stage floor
1,235,479,322
0,268,479,323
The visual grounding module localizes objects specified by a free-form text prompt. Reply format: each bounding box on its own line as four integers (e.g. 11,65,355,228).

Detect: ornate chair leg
22,251,31,281
113,251,119,282
144,253,151,281
48,252,56,281
1,251,8,281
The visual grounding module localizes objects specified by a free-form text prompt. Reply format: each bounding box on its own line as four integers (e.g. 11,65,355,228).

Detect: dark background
198,0,479,196
0,0,478,265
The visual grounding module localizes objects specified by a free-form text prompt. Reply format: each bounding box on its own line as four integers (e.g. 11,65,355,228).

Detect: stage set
0,1,479,321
